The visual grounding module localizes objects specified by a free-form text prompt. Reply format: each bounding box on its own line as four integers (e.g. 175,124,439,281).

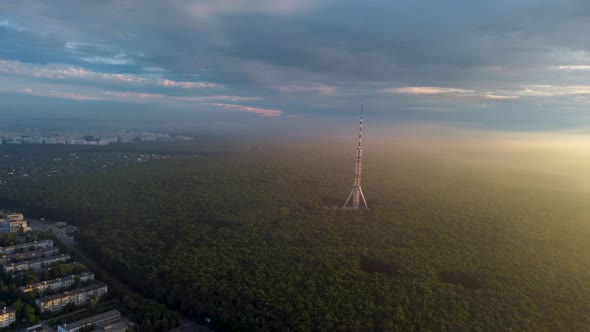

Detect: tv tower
343,104,368,209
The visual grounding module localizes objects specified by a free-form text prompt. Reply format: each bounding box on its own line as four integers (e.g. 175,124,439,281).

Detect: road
28,219,213,332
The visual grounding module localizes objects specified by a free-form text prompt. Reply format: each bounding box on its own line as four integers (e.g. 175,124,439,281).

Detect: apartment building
0,307,15,328
3,254,70,273
0,239,53,255
0,219,28,233
0,247,60,266
20,272,95,293
36,282,108,313
5,213,24,221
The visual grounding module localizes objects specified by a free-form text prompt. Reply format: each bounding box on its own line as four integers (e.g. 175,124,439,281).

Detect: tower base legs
343,186,368,209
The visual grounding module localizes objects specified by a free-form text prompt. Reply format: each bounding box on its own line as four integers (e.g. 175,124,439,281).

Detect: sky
1,0,590,135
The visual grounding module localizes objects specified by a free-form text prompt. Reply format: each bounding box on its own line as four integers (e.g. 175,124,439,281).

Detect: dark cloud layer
1,0,590,133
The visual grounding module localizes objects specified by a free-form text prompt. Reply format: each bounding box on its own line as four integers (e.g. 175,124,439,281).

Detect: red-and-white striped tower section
344,104,368,209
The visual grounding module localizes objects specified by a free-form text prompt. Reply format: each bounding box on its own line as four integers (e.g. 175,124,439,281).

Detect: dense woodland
1,140,590,330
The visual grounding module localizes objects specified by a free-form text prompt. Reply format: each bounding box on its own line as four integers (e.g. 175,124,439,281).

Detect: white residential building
5,213,24,221
3,254,70,273
21,272,94,293
0,247,60,266
0,307,15,328
0,219,27,233
0,239,53,255
36,282,108,313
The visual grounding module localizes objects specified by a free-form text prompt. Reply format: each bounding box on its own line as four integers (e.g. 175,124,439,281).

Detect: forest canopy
1,139,590,330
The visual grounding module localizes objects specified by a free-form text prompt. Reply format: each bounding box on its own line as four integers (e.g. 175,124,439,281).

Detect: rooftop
37,281,107,302
0,307,15,314
5,254,70,267
0,239,53,250
60,309,120,330
23,271,93,288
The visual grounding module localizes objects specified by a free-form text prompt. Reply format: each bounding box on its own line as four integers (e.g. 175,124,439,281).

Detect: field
1,138,590,331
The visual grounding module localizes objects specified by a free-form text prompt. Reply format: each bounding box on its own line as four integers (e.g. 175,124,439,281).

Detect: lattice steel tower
343,104,368,209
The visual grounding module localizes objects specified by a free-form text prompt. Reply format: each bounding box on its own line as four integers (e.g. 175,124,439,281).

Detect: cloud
517,85,590,97
0,59,220,88
182,95,261,102
81,56,133,65
23,88,105,101
184,0,318,19
158,79,219,88
142,66,166,72
103,91,261,103
0,20,31,32
0,60,145,83
480,94,520,100
403,106,458,112
3,1,590,130
275,84,336,96
210,103,283,117
383,87,474,95
382,86,519,101
553,65,590,71
1,80,261,105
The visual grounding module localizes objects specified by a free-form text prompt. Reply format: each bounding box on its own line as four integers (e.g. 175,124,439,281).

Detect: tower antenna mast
343,104,368,209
